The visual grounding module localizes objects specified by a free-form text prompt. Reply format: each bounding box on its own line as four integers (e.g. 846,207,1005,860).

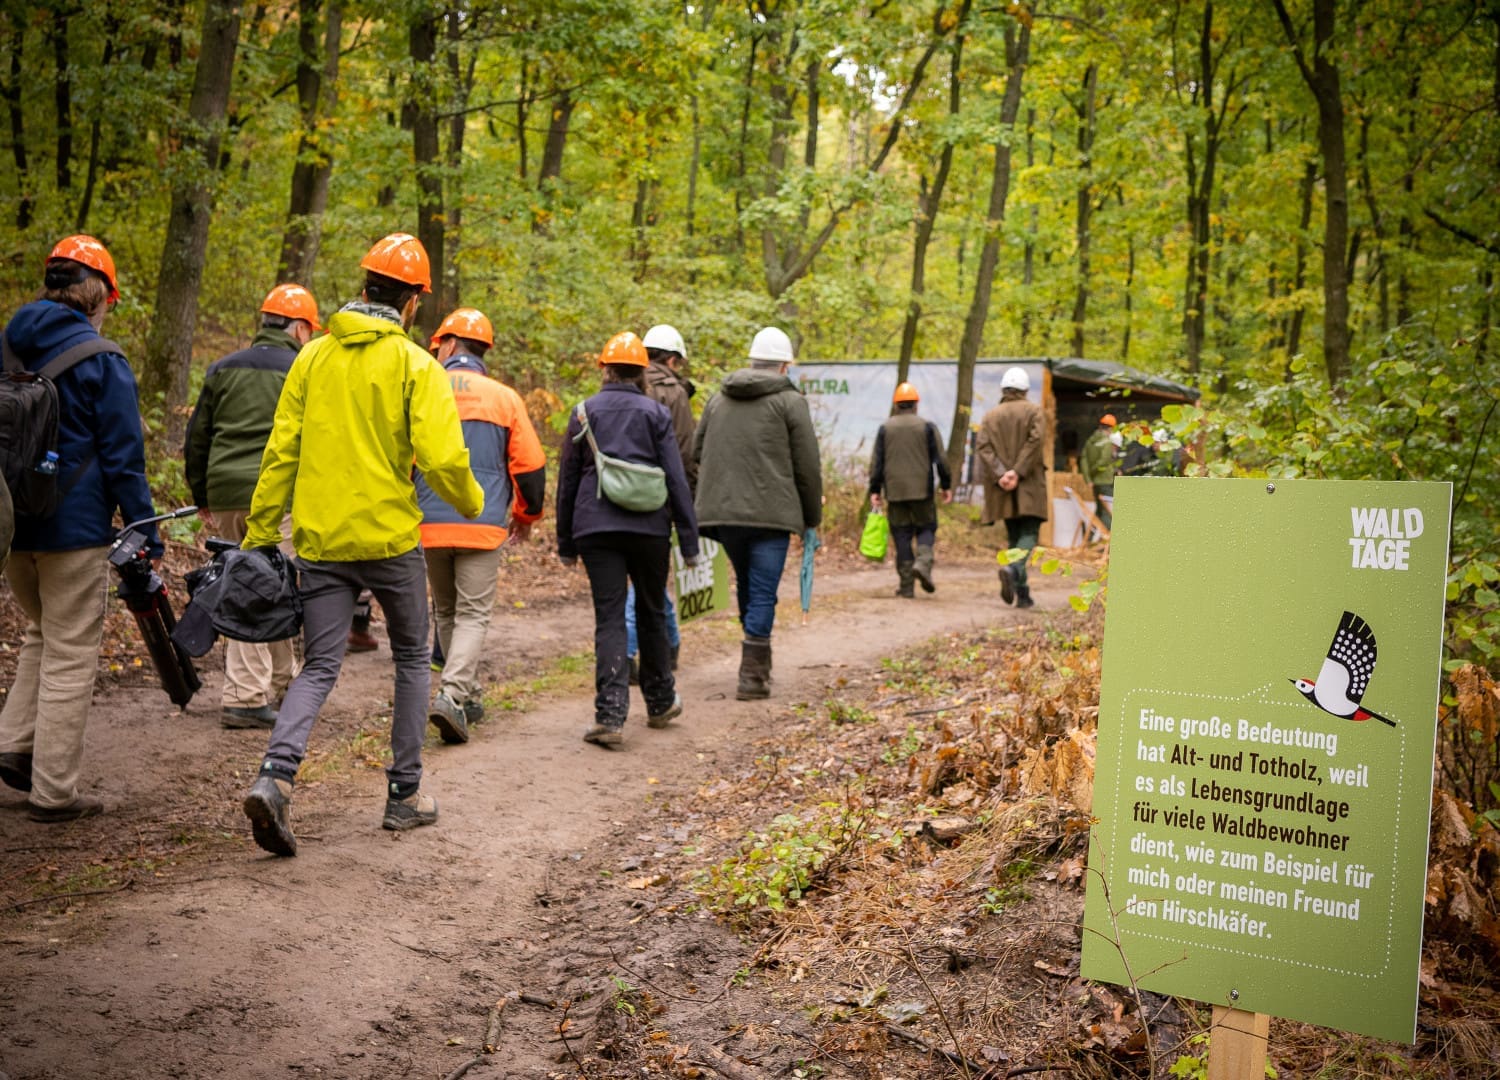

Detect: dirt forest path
0,558,1054,1080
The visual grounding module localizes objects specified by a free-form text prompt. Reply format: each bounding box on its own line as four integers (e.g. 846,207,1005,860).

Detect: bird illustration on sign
1289,610,1398,727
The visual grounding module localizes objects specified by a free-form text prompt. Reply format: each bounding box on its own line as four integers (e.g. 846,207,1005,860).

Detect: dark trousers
888,498,937,563
578,532,674,726
265,549,429,791
1003,515,1043,587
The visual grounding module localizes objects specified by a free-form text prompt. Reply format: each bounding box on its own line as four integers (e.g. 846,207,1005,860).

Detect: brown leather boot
736,637,772,700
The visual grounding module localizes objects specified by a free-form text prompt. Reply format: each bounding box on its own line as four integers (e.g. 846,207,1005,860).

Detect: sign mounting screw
1265,483,1276,495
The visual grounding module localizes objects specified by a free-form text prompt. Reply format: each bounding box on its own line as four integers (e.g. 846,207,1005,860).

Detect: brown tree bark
1069,62,1098,358
1286,156,1317,371
407,8,444,340
1272,0,1353,388
4,12,32,230
442,8,474,313
532,85,574,235
49,9,72,193
948,16,1031,477
75,12,120,233
898,0,972,386
143,0,241,439
277,0,342,284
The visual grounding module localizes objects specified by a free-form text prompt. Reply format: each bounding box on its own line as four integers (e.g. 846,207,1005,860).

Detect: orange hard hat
431,307,494,349
599,331,648,368
1100,413,1117,427
261,283,321,330
47,234,118,303
359,232,432,293
893,381,920,404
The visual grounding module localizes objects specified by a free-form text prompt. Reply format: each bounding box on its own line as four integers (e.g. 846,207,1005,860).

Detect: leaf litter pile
505,612,1500,1079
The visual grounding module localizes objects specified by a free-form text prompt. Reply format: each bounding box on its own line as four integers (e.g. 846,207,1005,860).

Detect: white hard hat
748,326,795,363
1000,366,1030,392
642,324,686,358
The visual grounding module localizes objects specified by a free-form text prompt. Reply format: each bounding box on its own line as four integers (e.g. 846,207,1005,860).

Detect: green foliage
694,802,898,919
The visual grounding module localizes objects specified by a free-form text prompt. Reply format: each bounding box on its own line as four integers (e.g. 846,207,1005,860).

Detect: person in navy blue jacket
557,331,699,748
0,235,159,822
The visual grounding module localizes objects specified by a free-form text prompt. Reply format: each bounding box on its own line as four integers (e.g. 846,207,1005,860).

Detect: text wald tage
1120,707,1373,939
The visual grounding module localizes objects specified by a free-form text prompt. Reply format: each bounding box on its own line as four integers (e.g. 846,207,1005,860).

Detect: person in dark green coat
1079,413,1118,531
868,381,951,597
693,326,821,700
183,284,319,729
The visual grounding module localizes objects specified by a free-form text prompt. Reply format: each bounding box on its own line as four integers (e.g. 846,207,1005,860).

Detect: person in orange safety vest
416,307,546,744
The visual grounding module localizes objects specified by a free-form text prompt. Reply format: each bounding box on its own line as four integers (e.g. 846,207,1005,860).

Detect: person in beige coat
975,366,1047,608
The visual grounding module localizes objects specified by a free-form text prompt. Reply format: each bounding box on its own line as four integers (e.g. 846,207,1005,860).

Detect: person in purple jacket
0,235,159,822
556,332,700,748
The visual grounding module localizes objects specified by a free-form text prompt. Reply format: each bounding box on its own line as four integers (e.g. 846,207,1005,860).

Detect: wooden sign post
1207,1006,1270,1080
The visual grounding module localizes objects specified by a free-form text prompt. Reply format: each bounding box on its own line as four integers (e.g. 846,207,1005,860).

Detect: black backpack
0,332,123,518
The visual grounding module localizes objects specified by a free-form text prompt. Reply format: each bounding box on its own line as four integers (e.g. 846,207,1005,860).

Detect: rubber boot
998,564,1015,605
1015,584,1035,609
895,562,916,598
913,544,936,593
736,636,772,701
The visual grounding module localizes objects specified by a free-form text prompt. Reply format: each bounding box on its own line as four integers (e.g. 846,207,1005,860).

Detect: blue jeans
625,581,680,657
714,527,791,639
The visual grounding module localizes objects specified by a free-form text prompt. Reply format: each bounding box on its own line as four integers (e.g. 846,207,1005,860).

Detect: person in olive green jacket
184,284,319,730
1079,413,1118,531
693,326,821,700
239,233,483,858
868,382,952,598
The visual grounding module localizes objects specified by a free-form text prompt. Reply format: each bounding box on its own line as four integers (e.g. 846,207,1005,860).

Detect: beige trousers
0,546,110,808
212,509,301,708
424,545,502,704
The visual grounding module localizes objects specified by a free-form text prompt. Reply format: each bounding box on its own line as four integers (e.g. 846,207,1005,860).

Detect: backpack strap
1,332,18,374
37,338,124,382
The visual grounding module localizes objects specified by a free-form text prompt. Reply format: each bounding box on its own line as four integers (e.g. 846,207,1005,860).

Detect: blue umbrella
800,527,821,623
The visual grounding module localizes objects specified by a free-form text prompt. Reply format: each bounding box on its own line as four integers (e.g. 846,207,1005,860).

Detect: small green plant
881,724,923,765
978,856,1039,914
609,974,638,1016
826,698,875,725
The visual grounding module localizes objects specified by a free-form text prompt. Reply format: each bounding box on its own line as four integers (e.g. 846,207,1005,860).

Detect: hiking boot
382,789,439,831
347,629,379,653
914,545,936,593
646,694,683,729
0,751,34,792
895,562,916,598
27,794,104,823
428,692,469,745
221,704,277,730
736,637,772,701
998,564,1016,605
628,656,640,686
583,723,625,748
462,698,485,726
1016,584,1036,610
243,774,297,856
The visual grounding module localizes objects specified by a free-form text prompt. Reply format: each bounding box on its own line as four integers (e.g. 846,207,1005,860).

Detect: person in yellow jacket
417,307,546,744
240,233,484,857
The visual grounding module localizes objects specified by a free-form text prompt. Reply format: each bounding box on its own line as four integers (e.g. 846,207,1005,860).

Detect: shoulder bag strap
37,338,124,382
574,400,609,500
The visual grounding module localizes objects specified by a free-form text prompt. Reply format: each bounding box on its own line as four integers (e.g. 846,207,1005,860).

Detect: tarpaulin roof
1040,357,1200,402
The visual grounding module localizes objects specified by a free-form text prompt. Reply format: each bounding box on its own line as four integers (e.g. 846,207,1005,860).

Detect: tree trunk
1286,157,1317,371
277,0,342,284
1272,0,1352,387
948,18,1030,478
407,8,443,340
532,85,574,235
1020,107,1036,347
377,70,397,207
442,9,472,314
1070,62,1098,358
142,0,241,439
898,0,971,385
515,55,530,181
75,15,118,233
50,9,72,193
4,13,32,230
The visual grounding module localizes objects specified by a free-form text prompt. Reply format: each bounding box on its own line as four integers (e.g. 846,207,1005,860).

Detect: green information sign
671,534,729,624
1082,478,1451,1042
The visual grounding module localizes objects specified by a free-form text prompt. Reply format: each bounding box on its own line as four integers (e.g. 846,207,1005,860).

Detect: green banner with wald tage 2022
1081,478,1451,1043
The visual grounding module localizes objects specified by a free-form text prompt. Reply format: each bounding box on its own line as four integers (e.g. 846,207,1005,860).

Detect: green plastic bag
859,509,889,561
